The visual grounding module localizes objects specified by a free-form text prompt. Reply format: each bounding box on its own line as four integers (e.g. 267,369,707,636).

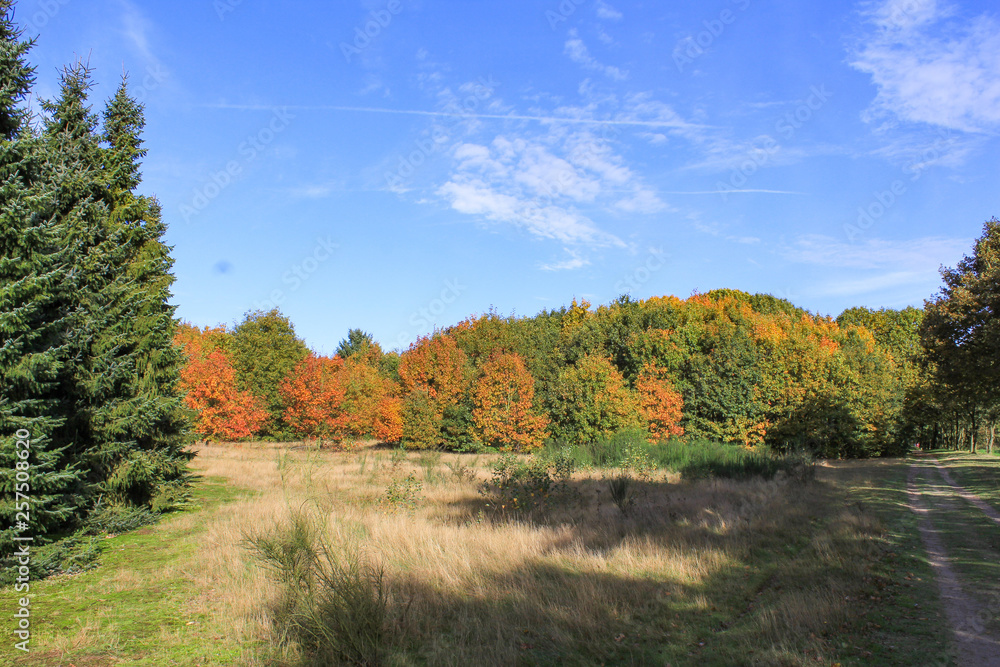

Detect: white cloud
850,0,1000,132
437,179,623,247
816,271,924,297
615,188,667,214
437,118,668,249
119,0,155,63
595,1,623,21
541,248,590,271
692,218,761,245
564,30,629,81
287,181,344,199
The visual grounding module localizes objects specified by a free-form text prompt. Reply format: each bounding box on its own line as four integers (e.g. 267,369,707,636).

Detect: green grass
0,477,258,666
925,449,1000,511
542,430,805,480
910,452,1000,641
665,458,952,666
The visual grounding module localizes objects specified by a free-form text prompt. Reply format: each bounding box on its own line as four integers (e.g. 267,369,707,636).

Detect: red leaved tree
472,352,549,452
373,396,404,443
398,334,470,405
176,327,270,440
279,353,350,442
635,363,685,442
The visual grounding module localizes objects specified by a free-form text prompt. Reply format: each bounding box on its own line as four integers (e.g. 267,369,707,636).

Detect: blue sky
17,0,1000,353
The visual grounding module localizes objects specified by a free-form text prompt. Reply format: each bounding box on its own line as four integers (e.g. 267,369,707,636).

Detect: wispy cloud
204,102,711,131
595,1,623,21
564,30,628,81
816,271,924,297
781,234,970,270
541,248,590,271
118,0,155,63
437,178,623,247
849,0,1000,132
692,218,761,245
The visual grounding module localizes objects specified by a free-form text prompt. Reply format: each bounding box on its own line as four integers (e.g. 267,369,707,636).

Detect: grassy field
6,443,998,665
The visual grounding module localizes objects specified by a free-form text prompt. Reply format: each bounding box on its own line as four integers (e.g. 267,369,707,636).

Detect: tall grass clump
652,438,791,480
243,509,387,666
543,430,811,481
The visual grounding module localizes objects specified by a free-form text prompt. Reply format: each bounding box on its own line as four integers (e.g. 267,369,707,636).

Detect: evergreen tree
0,2,86,551
91,79,191,505
336,328,375,359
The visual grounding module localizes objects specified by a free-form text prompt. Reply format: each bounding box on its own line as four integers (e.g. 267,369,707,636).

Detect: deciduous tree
472,352,549,452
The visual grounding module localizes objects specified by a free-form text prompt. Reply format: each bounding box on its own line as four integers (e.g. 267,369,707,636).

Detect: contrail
203,102,715,130
662,189,808,195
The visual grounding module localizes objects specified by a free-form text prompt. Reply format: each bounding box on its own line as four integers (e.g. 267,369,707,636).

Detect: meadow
8,440,996,666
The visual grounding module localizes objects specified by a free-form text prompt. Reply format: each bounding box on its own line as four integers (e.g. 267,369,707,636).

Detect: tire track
907,462,1000,667
927,457,1000,527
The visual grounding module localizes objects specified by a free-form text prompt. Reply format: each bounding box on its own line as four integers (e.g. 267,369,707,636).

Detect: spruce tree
41,66,191,508
0,1,86,552
94,79,191,506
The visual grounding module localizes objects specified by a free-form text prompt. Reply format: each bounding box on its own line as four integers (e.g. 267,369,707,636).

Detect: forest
177,277,996,461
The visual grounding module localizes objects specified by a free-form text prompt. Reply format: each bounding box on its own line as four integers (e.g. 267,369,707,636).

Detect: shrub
607,474,637,516
383,473,423,512
243,510,388,666
85,501,160,534
477,454,572,519
652,439,788,480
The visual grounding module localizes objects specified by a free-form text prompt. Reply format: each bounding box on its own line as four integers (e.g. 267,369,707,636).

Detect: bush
85,501,160,534
383,473,423,512
243,510,387,666
477,453,573,519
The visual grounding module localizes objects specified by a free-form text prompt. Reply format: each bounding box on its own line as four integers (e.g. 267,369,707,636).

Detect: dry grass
186,442,890,665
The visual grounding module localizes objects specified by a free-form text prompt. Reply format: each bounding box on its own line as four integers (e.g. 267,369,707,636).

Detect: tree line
176,221,1000,461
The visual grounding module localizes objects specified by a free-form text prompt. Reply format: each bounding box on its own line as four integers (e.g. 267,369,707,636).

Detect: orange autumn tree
372,396,404,443
472,352,549,452
635,363,685,442
398,334,472,449
175,325,270,440
340,351,401,440
279,353,350,442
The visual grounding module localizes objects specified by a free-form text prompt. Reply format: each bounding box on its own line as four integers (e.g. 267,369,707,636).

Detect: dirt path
907,460,1000,666
928,457,1000,527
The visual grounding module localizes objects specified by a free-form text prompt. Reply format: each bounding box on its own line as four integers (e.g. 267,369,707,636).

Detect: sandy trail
907,461,1000,667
